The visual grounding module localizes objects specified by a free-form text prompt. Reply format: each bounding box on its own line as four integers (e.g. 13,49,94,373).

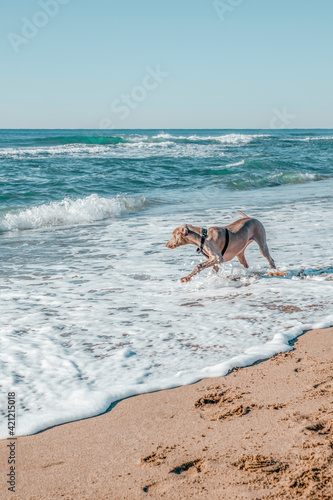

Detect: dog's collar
196,227,230,257
196,228,208,255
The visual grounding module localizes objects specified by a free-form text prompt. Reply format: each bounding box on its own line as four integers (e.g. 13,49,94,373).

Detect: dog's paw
267,270,286,277
180,276,191,283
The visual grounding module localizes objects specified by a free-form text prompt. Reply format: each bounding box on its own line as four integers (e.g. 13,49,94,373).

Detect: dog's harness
196,227,229,257
197,228,208,255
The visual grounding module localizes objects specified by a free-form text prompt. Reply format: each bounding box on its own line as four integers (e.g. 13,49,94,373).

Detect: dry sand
1,326,333,500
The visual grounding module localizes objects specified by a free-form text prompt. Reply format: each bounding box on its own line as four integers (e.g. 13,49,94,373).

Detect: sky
1,0,332,129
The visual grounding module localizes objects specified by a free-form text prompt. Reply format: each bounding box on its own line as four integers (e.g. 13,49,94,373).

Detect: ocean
1,129,333,438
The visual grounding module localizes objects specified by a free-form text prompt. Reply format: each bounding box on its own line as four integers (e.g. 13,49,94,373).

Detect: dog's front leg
180,256,222,283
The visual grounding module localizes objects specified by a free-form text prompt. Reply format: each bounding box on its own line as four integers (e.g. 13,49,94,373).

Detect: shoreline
0,318,305,441
1,326,333,499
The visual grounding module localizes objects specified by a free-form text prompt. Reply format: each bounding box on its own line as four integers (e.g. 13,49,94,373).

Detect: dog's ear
181,225,189,237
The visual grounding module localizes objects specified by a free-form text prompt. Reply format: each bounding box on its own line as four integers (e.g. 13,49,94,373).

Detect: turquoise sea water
1,129,333,437
1,129,333,211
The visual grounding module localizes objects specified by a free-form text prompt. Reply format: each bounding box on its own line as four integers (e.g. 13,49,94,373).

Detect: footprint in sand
194,387,260,421
140,444,178,466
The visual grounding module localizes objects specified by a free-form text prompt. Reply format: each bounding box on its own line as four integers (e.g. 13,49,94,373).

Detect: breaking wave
0,194,147,231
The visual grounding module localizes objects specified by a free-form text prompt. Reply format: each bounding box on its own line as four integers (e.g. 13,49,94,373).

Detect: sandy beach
1,326,333,499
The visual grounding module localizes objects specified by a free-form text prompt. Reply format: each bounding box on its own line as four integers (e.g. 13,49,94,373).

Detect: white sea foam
0,180,332,438
224,160,245,167
152,133,268,144
0,133,268,161
214,134,267,144
0,194,146,231
298,136,333,142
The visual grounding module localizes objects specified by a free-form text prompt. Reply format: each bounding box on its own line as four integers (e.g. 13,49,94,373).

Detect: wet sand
1,327,333,499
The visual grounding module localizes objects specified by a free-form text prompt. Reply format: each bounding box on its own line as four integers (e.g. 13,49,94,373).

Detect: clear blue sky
1,0,332,128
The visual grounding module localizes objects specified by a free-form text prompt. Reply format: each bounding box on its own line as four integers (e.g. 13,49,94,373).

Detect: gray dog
166,211,276,282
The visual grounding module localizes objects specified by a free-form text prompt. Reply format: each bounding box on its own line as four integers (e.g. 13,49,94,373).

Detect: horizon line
1,127,333,131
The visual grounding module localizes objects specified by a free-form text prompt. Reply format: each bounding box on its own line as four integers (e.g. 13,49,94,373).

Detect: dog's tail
237,210,249,218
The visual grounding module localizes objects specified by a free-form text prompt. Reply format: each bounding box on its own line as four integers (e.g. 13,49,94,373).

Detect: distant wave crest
227,172,327,190
38,132,267,146
0,194,146,231
297,136,333,142
0,133,268,158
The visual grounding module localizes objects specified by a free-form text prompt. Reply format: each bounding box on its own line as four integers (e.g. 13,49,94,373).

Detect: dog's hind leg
236,240,252,269
258,242,276,269
237,249,249,269
252,223,276,269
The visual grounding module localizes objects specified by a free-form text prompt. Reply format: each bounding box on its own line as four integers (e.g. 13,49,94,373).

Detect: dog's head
166,224,189,249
